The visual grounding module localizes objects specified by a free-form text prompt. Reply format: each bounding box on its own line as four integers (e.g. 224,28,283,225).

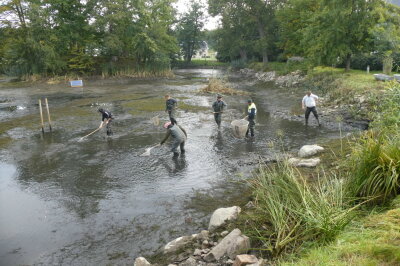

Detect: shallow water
0,69,357,265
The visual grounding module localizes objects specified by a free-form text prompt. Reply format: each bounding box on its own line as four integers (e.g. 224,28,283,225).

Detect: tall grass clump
248,163,359,257
346,84,400,204
346,132,400,204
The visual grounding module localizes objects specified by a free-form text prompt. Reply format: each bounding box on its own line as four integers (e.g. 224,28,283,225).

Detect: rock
233,254,259,266
208,206,241,231
202,240,209,248
196,230,209,241
164,235,195,254
288,158,320,168
194,249,202,256
298,144,324,158
221,231,229,237
134,257,151,266
374,73,394,81
203,229,250,262
179,257,197,266
202,248,211,254
226,259,234,265
244,201,255,209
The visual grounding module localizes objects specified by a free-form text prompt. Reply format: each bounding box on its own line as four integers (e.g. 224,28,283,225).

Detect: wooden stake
39,99,45,133
45,98,52,132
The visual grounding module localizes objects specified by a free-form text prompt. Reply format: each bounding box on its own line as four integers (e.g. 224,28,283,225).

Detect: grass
280,205,400,266
346,131,400,204
242,162,359,258
199,78,249,96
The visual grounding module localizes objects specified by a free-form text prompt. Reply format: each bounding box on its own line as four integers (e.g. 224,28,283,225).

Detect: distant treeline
1,0,400,77
0,0,179,77
208,0,400,72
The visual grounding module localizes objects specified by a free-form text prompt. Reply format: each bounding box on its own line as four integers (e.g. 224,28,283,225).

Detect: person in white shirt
302,91,320,126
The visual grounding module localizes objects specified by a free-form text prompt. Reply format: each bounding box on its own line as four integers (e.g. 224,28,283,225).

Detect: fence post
45,98,52,132
39,99,44,134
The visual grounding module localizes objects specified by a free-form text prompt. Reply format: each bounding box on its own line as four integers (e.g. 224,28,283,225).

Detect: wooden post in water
39,99,45,134
45,98,52,132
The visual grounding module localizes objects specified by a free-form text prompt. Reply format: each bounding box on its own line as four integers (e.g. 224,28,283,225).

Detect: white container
231,119,249,138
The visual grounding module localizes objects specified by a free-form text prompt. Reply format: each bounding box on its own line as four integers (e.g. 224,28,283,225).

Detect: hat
217,94,222,98
163,121,172,129
247,99,252,103
98,108,104,112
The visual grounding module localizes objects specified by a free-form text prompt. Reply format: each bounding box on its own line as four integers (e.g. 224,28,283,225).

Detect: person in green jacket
212,94,227,128
160,121,187,157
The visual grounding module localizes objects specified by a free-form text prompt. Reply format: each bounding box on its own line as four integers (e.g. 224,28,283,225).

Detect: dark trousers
106,120,113,136
246,119,255,137
214,113,222,127
305,106,319,124
171,140,185,154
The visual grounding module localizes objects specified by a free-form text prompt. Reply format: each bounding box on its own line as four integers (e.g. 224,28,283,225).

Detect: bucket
231,119,249,138
151,115,160,126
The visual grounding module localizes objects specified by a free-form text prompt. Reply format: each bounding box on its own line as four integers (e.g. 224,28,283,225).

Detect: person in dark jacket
245,99,257,138
98,108,113,136
212,94,227,128
160,121,187,157
165,95,178,125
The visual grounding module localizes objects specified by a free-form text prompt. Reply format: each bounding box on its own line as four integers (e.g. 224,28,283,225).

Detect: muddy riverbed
0,69,360,265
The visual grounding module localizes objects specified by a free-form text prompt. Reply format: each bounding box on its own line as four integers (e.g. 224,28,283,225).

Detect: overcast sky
173,0,220,30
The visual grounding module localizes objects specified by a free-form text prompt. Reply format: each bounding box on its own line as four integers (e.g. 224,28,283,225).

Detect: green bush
248,163,358,257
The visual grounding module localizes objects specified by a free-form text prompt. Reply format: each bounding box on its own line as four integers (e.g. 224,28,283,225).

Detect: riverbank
134,66,399,266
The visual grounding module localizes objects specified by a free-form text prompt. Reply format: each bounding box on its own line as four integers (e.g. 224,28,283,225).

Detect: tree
371,2,400,74
301,0,379,71
176,2,205,62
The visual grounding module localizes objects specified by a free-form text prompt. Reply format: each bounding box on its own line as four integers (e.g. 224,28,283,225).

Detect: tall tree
371,1,400,74
302,0,379,71
176,2,205,63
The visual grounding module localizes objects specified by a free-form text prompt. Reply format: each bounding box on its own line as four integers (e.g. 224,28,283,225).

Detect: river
0,69,355,265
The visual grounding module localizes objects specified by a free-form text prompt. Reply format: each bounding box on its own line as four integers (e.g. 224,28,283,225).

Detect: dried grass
199,78,249,96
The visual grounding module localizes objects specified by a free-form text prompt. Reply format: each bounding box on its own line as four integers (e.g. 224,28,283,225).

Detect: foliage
281,206,400,265
346,131,400,204
176,2,205,63
248,163,358,257
0,0,178,77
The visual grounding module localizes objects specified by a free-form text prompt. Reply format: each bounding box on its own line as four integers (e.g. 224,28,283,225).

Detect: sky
174,0,220,30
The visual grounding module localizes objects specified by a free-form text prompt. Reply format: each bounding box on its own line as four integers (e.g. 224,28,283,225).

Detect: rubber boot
317,118,321,127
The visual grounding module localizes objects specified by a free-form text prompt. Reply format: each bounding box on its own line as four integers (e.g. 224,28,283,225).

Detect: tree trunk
345,54,351,71
257,21,268,63
240,49,248,62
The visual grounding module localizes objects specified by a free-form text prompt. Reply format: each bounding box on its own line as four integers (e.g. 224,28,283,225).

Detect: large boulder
298,145,324,158
134,257,152,266
163,235,197,254
203,229,250,262
208,206,241,231
288,158,321,168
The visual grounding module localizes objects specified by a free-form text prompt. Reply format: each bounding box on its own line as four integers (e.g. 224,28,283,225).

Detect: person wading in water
165,95,178,125
245,99,257,138
98,108,113,136
302,91,321,126
212,94,227,129
160,122,187,157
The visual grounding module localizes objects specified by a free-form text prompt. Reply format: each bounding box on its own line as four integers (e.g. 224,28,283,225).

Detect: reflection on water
0,69,353,265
